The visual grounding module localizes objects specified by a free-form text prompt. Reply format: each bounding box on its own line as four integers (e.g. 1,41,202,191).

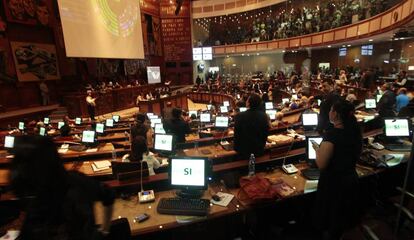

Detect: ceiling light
327,45,331,48
347,44,351,47
368,39,373,42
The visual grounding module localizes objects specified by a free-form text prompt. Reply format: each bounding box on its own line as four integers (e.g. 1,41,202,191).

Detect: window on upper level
339,48,347,57
361,45,373,56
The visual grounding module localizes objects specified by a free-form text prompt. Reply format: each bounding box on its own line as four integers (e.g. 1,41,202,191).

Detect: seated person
122,136,160,176
271,112,288,127
345,89,357,104
394,70,407,87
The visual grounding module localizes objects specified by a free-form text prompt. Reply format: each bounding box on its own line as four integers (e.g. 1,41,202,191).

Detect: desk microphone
138,160,155,203
281,134,299,174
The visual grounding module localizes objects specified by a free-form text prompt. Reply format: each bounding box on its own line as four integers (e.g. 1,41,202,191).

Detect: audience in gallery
199,0,394,46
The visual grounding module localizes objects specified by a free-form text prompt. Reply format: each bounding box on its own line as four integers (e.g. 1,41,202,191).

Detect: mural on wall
3,0,51,26
124,59,150,79
11,41,59,81
0,38,16,83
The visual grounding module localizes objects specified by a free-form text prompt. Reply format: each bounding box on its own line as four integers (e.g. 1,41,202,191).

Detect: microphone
138,159,155,203
281,134,299,174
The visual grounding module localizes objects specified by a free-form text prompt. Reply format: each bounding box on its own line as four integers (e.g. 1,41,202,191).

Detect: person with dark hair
312,99,362,239
130,112,153,147
123,136,160,175
317,82,341,132
59,116,72,137
163,108,191,144
9,136,114,239
377,83,396,119
395,70,407,87
234,93,269,158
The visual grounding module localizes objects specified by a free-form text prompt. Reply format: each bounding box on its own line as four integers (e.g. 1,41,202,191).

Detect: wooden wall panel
381,12,392,28
312,35,323,44
278,40,289,48
257,43,267,50
225,46,236,53
203,6,213,12
225,2,236,9
236,45,246,52
392,6,403,24
369,18,381,32
268,41,278,49
214,47,225,54
246,44,257,51
214,4,225,11
236,0,246,7
334,29,346,40
289,39,300,47
402,1,411,18
358,22,370,35
323,32,334,42
346,25,358,38
300,37,311,46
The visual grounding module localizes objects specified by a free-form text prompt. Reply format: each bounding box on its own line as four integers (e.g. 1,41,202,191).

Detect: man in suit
234,93,269,159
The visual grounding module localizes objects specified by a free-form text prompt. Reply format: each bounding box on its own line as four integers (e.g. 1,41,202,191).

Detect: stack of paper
92,160,111,172
210,192,234,207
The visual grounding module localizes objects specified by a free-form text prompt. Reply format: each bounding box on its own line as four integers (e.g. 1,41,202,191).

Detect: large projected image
58,0,145,59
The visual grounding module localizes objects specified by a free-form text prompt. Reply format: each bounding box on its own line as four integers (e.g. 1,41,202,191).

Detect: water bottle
112,149,117,161
248,153,255,176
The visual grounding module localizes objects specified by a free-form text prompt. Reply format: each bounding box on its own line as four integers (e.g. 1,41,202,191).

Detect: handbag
238,175,279,204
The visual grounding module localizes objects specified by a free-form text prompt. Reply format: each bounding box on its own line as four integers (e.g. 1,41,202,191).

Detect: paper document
210,192,234,207
86,148,98,152
58,148,68,154
92,160,111,172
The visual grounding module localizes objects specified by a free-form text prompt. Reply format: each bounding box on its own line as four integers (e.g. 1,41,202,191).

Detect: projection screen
57,0,145,59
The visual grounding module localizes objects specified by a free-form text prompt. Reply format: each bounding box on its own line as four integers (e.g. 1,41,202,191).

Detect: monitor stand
176,189,203,199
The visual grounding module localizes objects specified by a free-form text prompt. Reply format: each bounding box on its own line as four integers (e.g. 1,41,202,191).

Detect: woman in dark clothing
312,99,362,239
9,136,114,240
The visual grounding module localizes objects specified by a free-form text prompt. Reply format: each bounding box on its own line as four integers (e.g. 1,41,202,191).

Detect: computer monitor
282,98,290,105
223,101,230,107
146,113,154,117
170,157,209,195
112,115,120,122
154,123,166,134
4,136,15,149
206,104,212,111
154,134,173,152
18,122,24,131
376,94,382,103
75,117,82,125
220,106,228,113
189,110,198,118
43,117,50,125
302,112,318,127
292,94,298,100
150,118,162,128
81,130,96,143
365,99,376,109
200,113,211,123
317,99,322,106
384,118,410,137
266,110,277,120
57,122,64,129
306,136,323,160
39,127,46,136
265,102,274,110
148,115,159,119
105,119,114,127
215,116,229,128
239,107,247,112
96,123,105,134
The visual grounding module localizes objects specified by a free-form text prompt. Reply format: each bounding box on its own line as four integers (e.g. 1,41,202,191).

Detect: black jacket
234,109,269,158
163,118,191,144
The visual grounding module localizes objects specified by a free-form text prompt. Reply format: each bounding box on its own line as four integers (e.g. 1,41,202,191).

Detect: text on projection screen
58,0,144,59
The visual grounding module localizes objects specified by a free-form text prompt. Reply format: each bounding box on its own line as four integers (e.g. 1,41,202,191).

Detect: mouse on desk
211,194,221,202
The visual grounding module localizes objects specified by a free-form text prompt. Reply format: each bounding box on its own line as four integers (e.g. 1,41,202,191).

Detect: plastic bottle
112,149,117,161
248,153,255,176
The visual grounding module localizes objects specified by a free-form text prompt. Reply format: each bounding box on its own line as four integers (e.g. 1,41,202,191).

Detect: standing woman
86,90,97,121
312,99,362,239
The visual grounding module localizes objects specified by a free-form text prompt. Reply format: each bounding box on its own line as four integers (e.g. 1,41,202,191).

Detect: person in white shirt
86,90,97,120
395,70,407,87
